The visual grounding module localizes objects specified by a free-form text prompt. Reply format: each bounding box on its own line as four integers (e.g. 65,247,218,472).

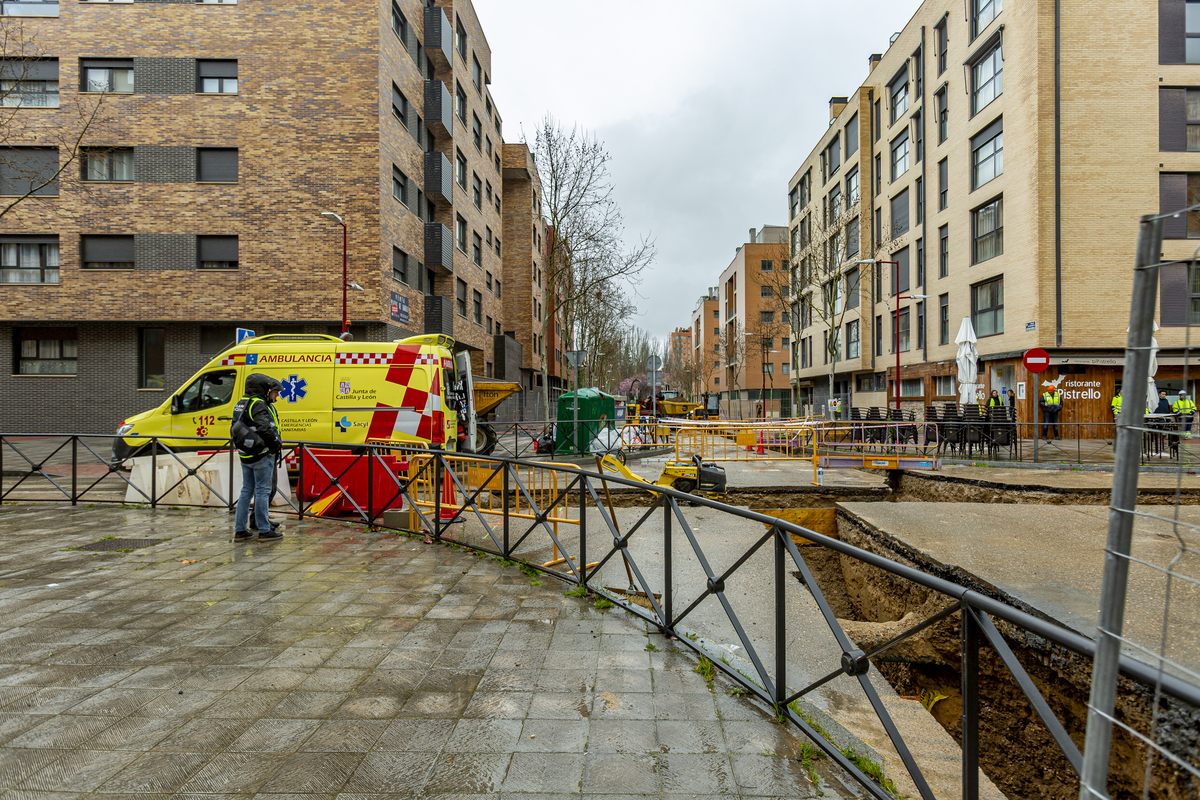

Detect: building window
789,187,798,219
15,327,76,375
197,148,238,182
913,110,923,162
894,308,911,352
0,236,58,284
971,40,1003,115
890,189,909,237
472,113,482,149
485,181,492,202
455,16,467,58
939,293,950,344
0,1,59,17
472,173,481,208
0,146,58,195
456,278,467,316
972,276,1004,336
81,234,133,269
1189,2,1200,64
971,0,1002,40
1161,173,1200,237
890,130,909,181
81,59,133,93
938,158,948,210
455,149,467,189
971,118,1003,189
889,68,909,125
939,225,949,278
0,58,59,107
760,285,772,297
486,315,493,334
393,246,408,284
827,184,841,224
391,83,407,124
845,113,859,158
391,1,407,41
471,54,482,90
456,215,467,252
760,311,774,324
823,134,840,180
79,147,132,182
972,197,1003,263
495,238,501,256
846,167,859,205
472,231,482,265
392,166,408,205
846,319,860,359
915,177,924,224
198,235,237,269
935,88,948,144
472,289,482,324
901,377,923,397
916,237,925,286
197,60,236,93
875,315,883,356
455,82,467,122
874,154,882,194
935,374,956,395
139,327,165,388
761,259,773,272
936,18,948,74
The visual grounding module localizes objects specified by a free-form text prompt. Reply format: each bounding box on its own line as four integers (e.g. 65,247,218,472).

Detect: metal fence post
1078,214,1163,798
71,436,77,506
150,438,158,508
367,446,374,524
229,442,236,512
663,498,673,630
578,476,587,588
774,526,786,707
433,453,442,540
961,604,980,800
296,444,304,519
502,464,510,557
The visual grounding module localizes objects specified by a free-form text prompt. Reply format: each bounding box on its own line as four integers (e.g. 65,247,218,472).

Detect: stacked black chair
865,407,886,450
924,406,941,453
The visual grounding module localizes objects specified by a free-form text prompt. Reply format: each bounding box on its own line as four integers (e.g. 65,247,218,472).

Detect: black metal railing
3,433,1198,798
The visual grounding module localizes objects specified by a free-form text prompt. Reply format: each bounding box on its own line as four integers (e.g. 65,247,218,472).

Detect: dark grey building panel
425,222,453,272
425,151,452,206
424,6,451,69
424,296,453,336
135,57,196,94
135,233,197,271
493,333,522,381
134,145,196,183
425,79,453,139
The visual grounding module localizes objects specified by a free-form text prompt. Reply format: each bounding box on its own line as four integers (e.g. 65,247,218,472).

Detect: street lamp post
320,212,349,335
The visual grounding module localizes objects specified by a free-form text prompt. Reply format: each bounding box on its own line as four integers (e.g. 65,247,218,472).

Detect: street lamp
320,211,349,336
854,258,929,410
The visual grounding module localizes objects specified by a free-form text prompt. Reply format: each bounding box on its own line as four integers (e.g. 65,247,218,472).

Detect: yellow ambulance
112,333,477,461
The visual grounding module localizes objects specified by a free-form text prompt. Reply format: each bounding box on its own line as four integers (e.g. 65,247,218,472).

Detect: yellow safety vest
1042,392,1062,406
1173,399,1196,414
1111,396,1122,414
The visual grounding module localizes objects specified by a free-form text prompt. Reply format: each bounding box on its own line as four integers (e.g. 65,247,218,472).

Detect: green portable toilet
555,388,617,455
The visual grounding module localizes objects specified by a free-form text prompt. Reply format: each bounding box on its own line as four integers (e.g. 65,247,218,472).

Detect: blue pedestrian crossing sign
236,328,256,343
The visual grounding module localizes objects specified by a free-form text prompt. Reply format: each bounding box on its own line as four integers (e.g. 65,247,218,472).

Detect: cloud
479,0,921,341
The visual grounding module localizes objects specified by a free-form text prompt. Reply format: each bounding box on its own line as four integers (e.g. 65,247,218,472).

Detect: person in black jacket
1155,389,1174,415
232,373,283,541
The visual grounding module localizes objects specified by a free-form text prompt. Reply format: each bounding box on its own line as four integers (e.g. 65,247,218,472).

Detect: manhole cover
74,538,164,552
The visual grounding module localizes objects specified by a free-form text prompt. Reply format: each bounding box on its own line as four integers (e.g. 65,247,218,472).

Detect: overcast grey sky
477,0,922,342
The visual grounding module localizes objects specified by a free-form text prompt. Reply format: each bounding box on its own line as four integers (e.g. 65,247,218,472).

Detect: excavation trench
782,506,1200,800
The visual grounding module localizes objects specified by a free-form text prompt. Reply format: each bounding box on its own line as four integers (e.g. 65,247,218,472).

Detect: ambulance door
454,352,476,453
251,347,334,444
170,368,242,446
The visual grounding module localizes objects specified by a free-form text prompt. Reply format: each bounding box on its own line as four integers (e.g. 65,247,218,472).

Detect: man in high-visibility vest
1040,386,1063,441
1173,390,1196,439
1111,389,1122,417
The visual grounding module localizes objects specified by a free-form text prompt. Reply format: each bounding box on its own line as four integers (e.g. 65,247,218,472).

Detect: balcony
424,295,453,335
425,222,453,273
424,6,451,70
424,79,453,139
425,152,452,206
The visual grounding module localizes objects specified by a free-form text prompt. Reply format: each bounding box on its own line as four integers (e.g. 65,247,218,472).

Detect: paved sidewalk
0,504,856,798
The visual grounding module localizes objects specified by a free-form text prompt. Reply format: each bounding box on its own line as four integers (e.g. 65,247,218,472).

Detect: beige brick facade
784,0,1198,424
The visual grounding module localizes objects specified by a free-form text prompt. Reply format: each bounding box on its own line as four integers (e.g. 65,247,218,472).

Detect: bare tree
532,115,656,416
0,19,110,220
718,321,747,420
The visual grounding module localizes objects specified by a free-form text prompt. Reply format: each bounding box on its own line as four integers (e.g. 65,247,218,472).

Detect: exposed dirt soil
795,512,1200,800
893,472,1200,505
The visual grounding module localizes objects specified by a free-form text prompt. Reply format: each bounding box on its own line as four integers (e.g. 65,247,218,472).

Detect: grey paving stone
730,753,821,797
178,751,289,793
581,752,660,795
95,751,213,792
271,691,350,719
155,717,255,752
461,690,532,720
589,691,654,720
397,692,472,719
15,747,140,791
332,693,411,719
300,719,389,752
259,751,364,793
516,718,588,752
503,751,585,793
422,752,511,794
444,718,522,753
658,753,737,794
343,750,438,792
656,720,726,754
227,717,321,752
587,719,659,754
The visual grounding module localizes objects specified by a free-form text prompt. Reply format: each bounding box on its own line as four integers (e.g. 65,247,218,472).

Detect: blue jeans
235,457,275,533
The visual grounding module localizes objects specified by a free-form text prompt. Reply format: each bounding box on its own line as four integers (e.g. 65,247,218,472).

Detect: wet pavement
0,503,864,798
839,502,1200,681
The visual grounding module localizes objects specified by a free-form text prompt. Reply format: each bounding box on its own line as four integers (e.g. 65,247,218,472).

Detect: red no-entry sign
1023,348,1050,373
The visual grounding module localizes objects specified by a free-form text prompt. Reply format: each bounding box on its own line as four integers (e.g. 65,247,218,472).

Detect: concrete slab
0,503,868,799
838,501,1200,680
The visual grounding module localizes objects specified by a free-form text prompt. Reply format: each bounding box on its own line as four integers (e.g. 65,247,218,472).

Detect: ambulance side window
178,369,238,413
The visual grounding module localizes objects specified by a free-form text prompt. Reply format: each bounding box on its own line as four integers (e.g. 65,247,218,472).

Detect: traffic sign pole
1024,349,1050,463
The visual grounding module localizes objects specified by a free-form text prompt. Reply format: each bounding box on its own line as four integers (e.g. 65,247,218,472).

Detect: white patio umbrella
1144,320,1160,413
955,317,980,404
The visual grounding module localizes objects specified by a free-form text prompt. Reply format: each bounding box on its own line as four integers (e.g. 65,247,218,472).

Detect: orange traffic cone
756,429,765,455
439,465,461,523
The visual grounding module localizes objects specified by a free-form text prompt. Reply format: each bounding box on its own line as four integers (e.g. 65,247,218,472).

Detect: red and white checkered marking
218,355,243,366
336,352,394,365
414,353,440,366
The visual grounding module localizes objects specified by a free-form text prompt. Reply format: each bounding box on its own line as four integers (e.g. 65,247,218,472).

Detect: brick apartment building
786,0,1200,428
715,226,794,419
689,288,719,398
668,325,690,389
0,0,551,433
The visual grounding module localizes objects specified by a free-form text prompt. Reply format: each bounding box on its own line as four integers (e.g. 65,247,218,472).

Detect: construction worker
1111,389,1122,417
1040,385,1063,441
1173,390,1196,439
